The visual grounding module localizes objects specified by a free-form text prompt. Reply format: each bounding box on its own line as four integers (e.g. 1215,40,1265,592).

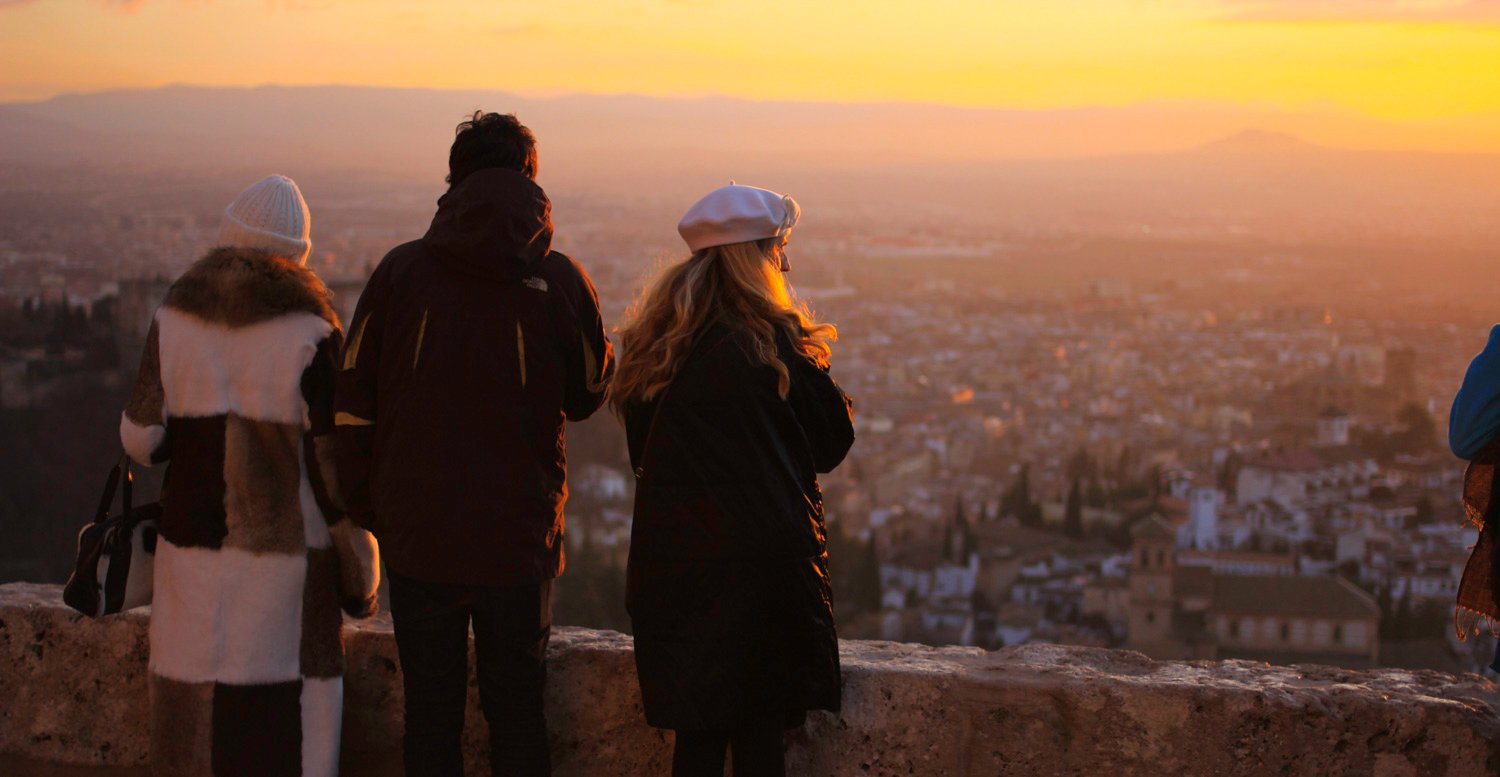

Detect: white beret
677,182,801,253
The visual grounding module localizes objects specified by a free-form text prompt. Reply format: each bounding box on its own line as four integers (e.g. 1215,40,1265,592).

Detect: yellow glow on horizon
0,0,1496,146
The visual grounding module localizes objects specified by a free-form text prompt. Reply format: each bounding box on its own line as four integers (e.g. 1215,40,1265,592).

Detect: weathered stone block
3,583,1498,776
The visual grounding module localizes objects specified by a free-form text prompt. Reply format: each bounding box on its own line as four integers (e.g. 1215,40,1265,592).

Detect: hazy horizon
4,82,1497,257
3,0,1498,150
5,81,1500,158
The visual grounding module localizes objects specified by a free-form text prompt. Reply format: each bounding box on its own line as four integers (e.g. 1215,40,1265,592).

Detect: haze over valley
3,83,1498,671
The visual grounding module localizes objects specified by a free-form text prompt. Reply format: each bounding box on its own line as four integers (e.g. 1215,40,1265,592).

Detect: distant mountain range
1197,130,1322,155
1,84,1496,177
1,85,1497,241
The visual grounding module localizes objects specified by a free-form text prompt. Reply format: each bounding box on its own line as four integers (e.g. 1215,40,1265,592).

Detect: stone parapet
2,583,1498,776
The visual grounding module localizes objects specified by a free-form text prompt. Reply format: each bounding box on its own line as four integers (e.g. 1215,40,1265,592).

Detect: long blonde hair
611,237,836,415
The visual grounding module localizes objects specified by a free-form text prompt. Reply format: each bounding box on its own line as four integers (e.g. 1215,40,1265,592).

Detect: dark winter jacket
625,324,855,730
335,168,614,586
1451,324,1500,459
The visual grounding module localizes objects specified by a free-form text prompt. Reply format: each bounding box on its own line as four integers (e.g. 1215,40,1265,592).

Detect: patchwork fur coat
120,247,380,777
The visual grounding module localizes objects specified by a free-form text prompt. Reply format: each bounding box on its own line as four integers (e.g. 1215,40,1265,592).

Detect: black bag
63,454,161,617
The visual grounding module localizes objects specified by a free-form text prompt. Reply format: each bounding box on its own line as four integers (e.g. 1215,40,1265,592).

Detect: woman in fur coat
120,175,380,777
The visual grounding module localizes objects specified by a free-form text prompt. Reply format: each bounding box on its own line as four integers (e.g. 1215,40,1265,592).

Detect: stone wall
3,582,1499,776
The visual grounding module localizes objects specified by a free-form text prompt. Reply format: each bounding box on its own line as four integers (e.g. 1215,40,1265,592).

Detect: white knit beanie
217,175,312,265
677,182,800,253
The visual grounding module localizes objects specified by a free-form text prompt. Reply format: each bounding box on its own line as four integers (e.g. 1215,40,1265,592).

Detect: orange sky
1,0,1497,147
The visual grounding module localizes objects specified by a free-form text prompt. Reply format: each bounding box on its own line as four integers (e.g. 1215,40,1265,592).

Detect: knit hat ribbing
217,175,312,265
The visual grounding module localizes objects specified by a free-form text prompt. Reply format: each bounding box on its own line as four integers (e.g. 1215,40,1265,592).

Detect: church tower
1127,514,1178,654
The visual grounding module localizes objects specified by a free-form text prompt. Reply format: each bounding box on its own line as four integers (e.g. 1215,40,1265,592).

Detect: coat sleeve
559,255,615,422
1451,324,1500,460
308,328,381,619
334,262,388,531
303,330,345,517
120,317,171,466
787,352,855,474
329,518,380,618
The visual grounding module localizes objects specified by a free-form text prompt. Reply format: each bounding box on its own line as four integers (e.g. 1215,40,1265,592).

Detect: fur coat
120,247,380,777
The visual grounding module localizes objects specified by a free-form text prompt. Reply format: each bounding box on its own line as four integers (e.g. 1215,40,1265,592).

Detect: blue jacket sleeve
1449,324,1500,460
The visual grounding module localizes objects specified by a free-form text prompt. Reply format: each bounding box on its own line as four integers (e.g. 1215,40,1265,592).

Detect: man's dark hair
446,111,539,186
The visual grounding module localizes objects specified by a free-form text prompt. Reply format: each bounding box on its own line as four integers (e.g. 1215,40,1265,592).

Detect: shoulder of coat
163,247,339,329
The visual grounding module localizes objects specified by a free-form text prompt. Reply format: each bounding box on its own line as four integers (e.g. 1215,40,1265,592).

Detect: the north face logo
522,277,548,292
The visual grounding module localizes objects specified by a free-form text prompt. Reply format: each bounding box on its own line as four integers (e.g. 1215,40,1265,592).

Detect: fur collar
164,247,338,328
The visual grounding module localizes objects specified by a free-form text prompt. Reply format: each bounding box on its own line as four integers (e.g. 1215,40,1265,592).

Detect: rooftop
1131,513,1176,542
1212,574,1382,620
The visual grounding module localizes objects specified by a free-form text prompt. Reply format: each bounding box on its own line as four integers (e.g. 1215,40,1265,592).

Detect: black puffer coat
625,324,855,731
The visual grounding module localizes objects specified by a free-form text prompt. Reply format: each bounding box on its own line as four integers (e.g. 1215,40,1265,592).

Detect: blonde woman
614,184,855,777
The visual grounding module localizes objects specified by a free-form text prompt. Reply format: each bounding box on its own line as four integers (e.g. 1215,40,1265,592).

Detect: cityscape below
4,85,1500,679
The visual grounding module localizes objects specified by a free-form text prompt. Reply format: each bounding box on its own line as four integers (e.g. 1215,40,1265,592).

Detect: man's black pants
388,569,553,777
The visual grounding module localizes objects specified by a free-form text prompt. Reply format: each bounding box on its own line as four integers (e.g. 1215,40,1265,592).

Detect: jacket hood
422,168,553,282
163,246,338,328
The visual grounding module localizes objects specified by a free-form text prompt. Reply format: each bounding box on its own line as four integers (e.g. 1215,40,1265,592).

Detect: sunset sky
1,0,1497,144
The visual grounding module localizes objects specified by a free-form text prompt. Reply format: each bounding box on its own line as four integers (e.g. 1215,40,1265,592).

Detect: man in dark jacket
335,112,614,777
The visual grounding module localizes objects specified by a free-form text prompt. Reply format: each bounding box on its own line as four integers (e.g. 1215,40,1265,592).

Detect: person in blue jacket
1448,324,1500,673
1449,326,1500,460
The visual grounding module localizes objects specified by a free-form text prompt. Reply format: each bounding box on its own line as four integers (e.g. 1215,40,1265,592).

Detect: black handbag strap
92,453,133,525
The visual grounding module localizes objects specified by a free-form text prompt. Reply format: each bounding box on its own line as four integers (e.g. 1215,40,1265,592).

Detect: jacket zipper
412,309,428,370
516,321,527,388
